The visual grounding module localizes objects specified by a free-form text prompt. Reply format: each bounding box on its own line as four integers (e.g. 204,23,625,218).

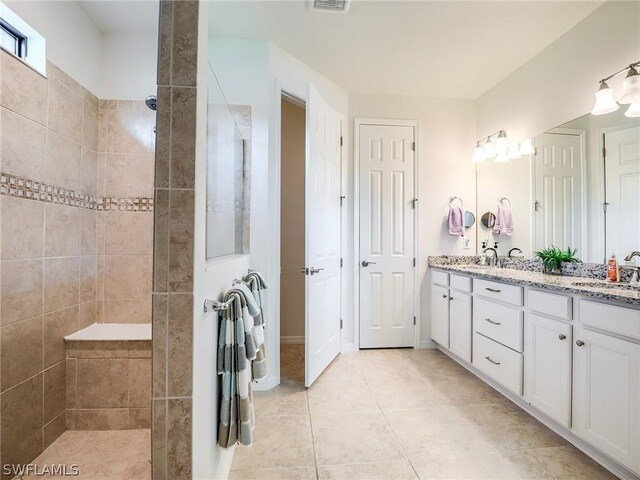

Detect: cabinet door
524,313,572,427
431,284,450,348
574,328,640,474
449,291,471,362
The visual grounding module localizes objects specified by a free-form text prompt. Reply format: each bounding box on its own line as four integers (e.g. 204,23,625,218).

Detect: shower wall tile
129,358,152,408
80,256,97,303
104,211,154,255
80,209,98,256
73,409,129,430
81,147,99,197
167,293,193,397
157,1,173,87
152,293,168,398
171,0,199,87
103,255,152,300
44,361,66,424
104,299,152,324
0,107,47,182
83,100,99,151
152,398,168,480
45,130,82,192
154,87,171,189
0,258,44,327
0,51,48,125
43,306,79,369
170,88,197,188
0,315,43,391
105,153,155,197
43,413,66,450
167,398,192,480
100,101,155,155
44,257,80,314
78,300,97,329
153,190,170,293
129,408,152,429
48,77,83,143
168,189,194,292
0,195,44,261
76,358,129,408
44,203,81,257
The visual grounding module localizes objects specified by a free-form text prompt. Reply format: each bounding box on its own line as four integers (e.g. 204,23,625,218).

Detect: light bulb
625,100,640,118
472,142,485,162
495,150,509,163
483,138,495,158
508,147,521,160
591,81,619,115
495,130,508,154
619,66,640,105
519,139,534,155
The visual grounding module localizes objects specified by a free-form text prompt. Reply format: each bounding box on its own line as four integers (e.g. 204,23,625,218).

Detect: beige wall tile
171,1,199,88
129,340,152,359
167,294,192,397
130,408,151,429
157,1,173,86
44,362,66,423
96,255,105,299
80,256,97,303
153,190,169,293
129,358,151,408
96,153,107,196
0,374,44,468
81,147,98,197
104,101,155,154
152,398,168,480
73,408,129,430
43,412,66,450
71,341,129,359
80,209,97,256
44,257,80,314
45,131,82,191
0,51,48,125
44,203,81,257
66,359,77,409
1,259,43,326
104,254,151,300
43,305,79,369
104,211,154,255
105,153,155,197
1,196,44,261
78,300,96,328
104,299,151,324
152,294,167,398
48,77,83,143
0,107,47,181
155,87,171,188
170,88,196,188
1,316,43,391
167,398,192,480
168,190,194,292
76,358,128,408
83,100,99,151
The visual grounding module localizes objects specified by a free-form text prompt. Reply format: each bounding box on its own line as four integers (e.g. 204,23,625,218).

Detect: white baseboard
280,335,304,344
342,342,357,353
419,339,437,349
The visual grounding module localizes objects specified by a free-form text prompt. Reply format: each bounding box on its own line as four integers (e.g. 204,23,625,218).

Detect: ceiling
77,0,159,33
209,0,604,99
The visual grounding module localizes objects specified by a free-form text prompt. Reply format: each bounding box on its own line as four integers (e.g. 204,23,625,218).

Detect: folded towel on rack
448,207,465,236
493,206,514,237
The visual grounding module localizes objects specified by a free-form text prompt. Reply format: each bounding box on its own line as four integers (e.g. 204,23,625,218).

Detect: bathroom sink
571,281,640,292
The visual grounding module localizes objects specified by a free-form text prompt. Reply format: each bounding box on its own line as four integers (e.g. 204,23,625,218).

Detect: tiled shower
0,48,154,474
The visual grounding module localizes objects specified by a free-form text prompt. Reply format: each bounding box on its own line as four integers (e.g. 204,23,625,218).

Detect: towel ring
449,196,464,208
498,197,511,207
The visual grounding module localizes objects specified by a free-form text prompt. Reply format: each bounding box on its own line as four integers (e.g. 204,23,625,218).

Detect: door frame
353,117,420,350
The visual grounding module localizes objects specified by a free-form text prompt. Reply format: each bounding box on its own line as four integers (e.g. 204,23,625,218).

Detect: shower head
145,95,157,111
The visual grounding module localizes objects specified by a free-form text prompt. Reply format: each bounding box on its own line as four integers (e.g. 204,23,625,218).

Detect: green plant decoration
534,246,582,274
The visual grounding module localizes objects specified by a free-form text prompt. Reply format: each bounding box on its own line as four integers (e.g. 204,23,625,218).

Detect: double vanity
429,257,640,480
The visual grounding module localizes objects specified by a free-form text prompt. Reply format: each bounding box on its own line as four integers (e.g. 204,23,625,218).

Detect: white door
304,85,342,387
449,291,471,362
359,124,416,348
524,313,572,428
533,132,584,256
604,125,640,263
430,285,450,348
574,327,640,473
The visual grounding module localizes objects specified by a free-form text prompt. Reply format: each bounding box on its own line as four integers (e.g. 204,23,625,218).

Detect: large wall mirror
476,109,640,264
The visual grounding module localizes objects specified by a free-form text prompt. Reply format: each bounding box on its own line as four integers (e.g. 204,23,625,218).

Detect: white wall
100,32,158,100
5,0,102,94
349,94,477,347
477,1,640,144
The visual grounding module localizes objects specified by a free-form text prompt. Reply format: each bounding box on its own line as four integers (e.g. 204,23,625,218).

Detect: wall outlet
463,237,471,250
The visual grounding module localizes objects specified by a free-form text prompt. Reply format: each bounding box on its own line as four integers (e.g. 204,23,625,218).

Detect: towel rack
449,196,464,208
498,197,511,207
203,298,233,313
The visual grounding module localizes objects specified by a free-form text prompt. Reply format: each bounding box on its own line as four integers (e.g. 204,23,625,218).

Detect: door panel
305,85,342,387
449,291,471,362
430,285,449,348
359,124,415,348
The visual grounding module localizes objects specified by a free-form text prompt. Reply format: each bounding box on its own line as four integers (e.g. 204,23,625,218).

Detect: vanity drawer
474,297,524,352
579,300,640,340
528,289,572,320
474,279,523,306
432,270,449,287
473,332,523,395
450,274,472,293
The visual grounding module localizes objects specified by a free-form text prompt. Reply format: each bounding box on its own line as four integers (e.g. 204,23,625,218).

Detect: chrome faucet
624,251,640,262
508,247,522,258
484,248,498,267
624,251,640,284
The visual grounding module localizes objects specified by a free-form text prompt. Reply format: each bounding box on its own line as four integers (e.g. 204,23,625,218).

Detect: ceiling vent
308,0,351,13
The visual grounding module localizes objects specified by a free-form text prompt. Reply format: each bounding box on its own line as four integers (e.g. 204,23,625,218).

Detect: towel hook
449,196,464,208
498,197,511,207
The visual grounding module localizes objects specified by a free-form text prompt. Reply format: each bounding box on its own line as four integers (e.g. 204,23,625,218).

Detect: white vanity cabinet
431,284,450,347
573,301,640,474
449,289,472,363
430,272,472,361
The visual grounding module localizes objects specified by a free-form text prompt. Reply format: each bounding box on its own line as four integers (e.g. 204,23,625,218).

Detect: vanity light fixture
495,150,509,163
625,100,640,118
507,147,522,160
473,130,527,163
494,130,508,154
518,138,534,156
590,60,640,116
483,137,495,158
473,142,485,162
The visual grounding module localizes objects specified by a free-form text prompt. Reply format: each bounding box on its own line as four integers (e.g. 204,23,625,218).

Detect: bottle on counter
607,253,620,282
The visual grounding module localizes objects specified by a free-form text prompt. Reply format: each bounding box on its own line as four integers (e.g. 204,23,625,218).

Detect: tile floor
230,345,618,480
16,429,150,480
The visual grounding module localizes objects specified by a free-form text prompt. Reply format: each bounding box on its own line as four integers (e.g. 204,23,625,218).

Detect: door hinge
603,202,609,213
534,147,538,156
602,147,606,158
340,195,346,207
411,198,418,209
340,258,343,268
413,316,416,326
413,258,416,267
340,136,343,147
340,319,343,329
411,141,415,151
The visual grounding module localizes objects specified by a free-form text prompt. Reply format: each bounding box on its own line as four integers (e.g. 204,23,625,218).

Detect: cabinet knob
558,334,566,340
442,294,448,298
449,297,453,301
576,340,585,347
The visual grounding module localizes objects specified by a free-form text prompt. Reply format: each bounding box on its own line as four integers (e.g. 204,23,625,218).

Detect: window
0,19,27,59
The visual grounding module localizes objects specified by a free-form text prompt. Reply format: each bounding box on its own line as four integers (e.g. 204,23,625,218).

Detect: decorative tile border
0,171,154,211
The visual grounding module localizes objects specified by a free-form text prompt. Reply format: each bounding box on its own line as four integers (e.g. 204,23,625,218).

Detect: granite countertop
428,260,640,307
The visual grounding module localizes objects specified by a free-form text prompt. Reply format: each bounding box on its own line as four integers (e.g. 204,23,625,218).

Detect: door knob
310,267,324,275
361,260,377,267
558,334,566,340
576,340,585,347
300,267,309,274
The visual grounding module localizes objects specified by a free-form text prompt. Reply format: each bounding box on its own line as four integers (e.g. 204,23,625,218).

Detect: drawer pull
485,287,502,293
558,334,566,340
576,340,585,347
485,356,501,365
485,318,501,325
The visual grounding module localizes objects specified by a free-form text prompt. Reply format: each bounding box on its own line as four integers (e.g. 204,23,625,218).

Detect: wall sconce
473,130,532,163
591,61,640,117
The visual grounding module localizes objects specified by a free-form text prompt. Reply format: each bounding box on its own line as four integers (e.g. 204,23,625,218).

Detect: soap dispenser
479,241,487,266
